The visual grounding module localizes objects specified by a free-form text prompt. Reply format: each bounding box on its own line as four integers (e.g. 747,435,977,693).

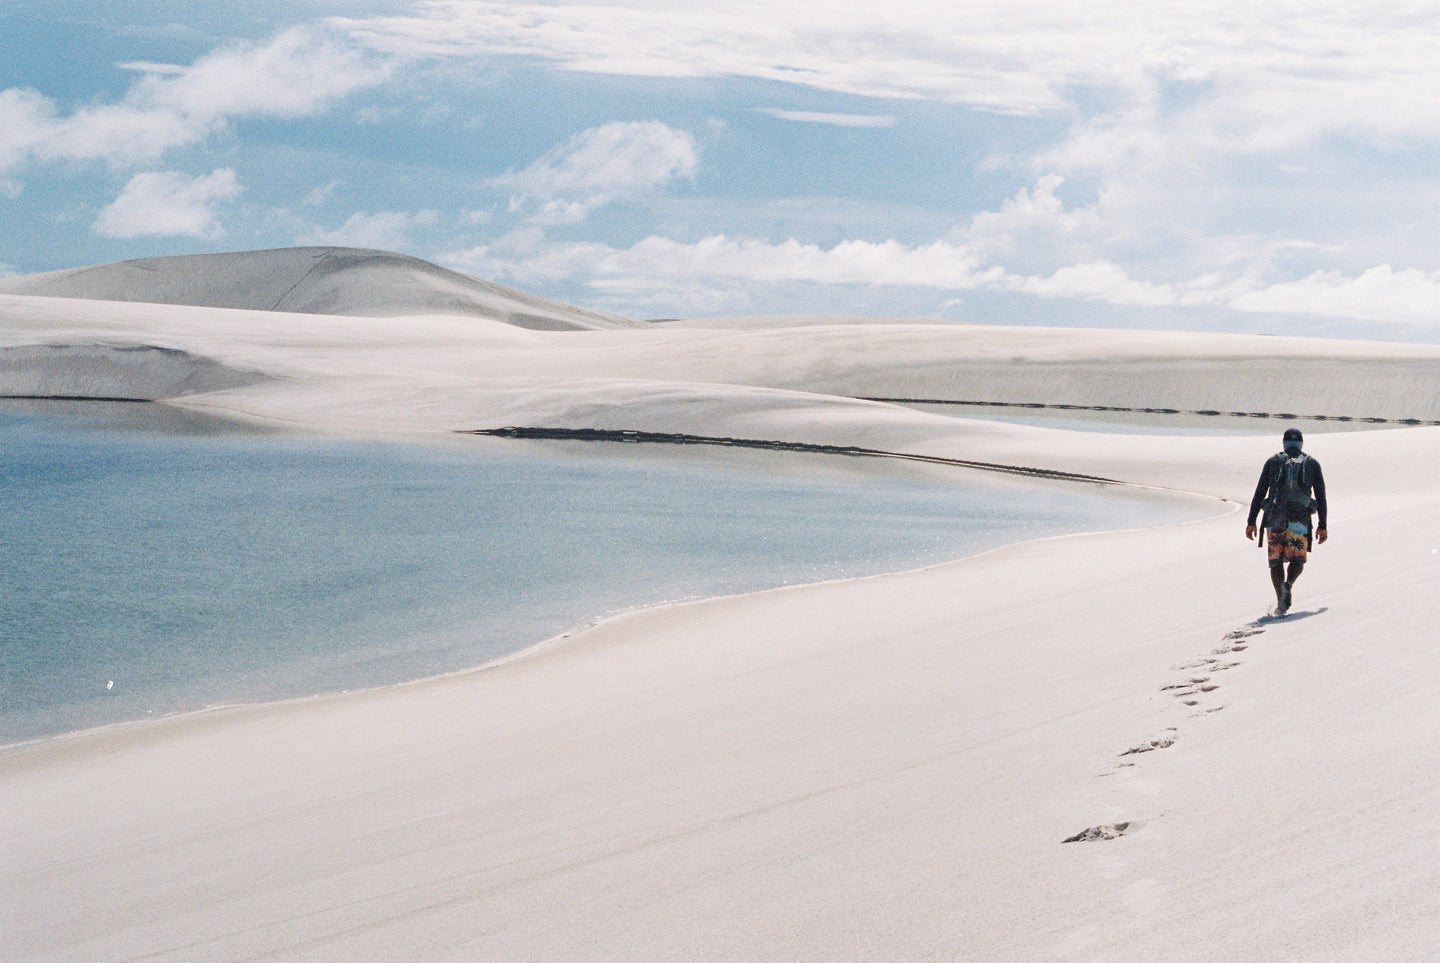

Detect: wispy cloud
0,25,388,175
340,1,1440,144
115,61,188,76
338,1,1078,110
302,180,343,208
93,168,241,239
756,109,895,128
490,121,697,224
299,210,441,249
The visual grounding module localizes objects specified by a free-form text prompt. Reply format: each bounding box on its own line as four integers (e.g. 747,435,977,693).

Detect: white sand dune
0,246,638,331
3,249,1440,961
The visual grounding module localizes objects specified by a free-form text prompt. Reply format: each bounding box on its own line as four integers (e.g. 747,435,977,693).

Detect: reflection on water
1,400,1203,744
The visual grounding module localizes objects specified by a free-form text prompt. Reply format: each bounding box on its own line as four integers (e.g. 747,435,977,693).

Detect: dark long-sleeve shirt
1247,452,1327,530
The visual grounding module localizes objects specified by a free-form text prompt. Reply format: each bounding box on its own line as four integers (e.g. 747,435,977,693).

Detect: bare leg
1283,559,1305,611
1286,559,1305,586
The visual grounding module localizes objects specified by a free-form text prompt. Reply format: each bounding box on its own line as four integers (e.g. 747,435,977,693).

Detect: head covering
1282,427,1303,455
1283,428,1303,443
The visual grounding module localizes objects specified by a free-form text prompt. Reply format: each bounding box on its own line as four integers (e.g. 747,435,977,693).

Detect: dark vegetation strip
0,394,151,403
861,397,1440,427
467,426,1124,486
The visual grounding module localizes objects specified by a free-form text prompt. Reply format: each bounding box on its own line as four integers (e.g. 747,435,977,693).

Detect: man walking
1245,428,1328,615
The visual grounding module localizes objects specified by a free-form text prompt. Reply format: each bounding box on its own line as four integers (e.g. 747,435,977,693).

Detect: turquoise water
1,401,1203,745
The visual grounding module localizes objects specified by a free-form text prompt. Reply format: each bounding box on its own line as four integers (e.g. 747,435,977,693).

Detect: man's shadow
1252,606,1329,627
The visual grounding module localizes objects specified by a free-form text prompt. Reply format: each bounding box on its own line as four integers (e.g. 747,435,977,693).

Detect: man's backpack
1265,452,1315,528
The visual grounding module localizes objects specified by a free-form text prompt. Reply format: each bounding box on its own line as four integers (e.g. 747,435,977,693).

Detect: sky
3,1,1440,340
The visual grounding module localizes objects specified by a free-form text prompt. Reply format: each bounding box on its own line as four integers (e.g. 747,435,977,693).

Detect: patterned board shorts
1268,528,1309,563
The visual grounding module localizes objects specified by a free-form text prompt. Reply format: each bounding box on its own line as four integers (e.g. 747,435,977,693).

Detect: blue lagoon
1,401,1204,744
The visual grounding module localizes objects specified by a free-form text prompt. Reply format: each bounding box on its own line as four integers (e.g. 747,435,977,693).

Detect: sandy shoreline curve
4,250,1440,961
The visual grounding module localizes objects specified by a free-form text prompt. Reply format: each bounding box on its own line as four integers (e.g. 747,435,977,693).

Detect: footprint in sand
1063,820,1142,843
1120,728,1178,756
1161,670,1225,710
1175,656,1241,671
1162,676,1214,698
1087,624,1248,829
1207,625,1265,656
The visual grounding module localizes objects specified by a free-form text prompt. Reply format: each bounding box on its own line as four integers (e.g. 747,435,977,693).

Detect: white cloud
302,180,343,207
1030,105,1174,179
1229,265,1440,325
491,121,697,223
340,1,1440,146
143,26,387,121
445,230,1214,318
756,109,896,128
1003,261,1180,307
93,168,241,239
449,226,1440,329
339,1,1440,323
0,88,53,174
448,233,1003,289
299,209,440,249
962,174,1107,260
339,2,1440,321
0,26,388,174
339,1,1084,111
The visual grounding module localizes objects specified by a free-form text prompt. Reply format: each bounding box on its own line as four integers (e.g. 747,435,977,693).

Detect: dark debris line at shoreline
1,394,153,403
859,397,1440,426
467,401,1440,480
466,426,1126,486
9,395,1436,428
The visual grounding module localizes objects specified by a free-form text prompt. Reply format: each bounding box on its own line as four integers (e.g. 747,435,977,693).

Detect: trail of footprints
1062,622,1266,843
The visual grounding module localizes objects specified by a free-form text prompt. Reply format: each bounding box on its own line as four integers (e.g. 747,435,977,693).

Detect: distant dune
0,247,639,331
